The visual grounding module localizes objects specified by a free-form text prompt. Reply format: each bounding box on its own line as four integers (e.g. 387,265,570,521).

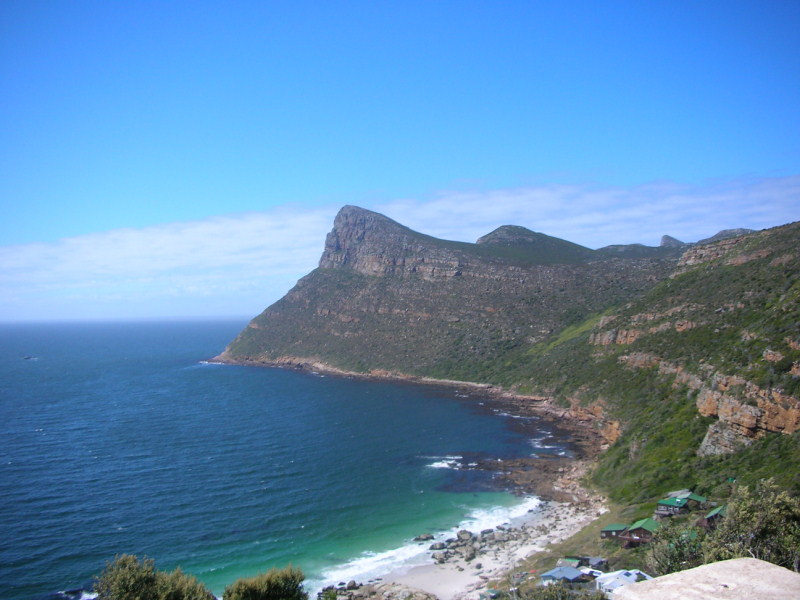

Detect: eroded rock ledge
618,352,800,455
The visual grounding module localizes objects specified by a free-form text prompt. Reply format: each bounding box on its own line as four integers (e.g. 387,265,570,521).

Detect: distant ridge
696,227,755,244
660,234,685,248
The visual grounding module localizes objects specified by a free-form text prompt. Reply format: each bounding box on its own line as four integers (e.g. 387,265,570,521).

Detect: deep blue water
0,321,570,600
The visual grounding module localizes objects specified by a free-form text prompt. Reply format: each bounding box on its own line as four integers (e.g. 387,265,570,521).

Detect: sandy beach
382,468,606,600
224,358,611,600
318,458,606,600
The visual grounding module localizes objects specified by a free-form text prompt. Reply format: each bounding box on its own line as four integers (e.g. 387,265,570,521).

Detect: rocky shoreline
318,484,605,600
212,354,608,599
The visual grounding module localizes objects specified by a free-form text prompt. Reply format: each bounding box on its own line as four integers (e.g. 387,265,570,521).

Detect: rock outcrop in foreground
614,558,800,599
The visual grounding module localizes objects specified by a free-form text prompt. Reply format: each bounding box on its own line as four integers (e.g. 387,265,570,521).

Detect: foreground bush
521,582,605,600
646,478,800,575
222,567,307,600
159,568,216,600
95,555,160,600
95,555,214,600
703,479,800,571
645,520,706,576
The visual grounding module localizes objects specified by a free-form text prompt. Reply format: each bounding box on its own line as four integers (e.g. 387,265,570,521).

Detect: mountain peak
476,225,540,245
318,206,465,277
660,235,686,248
477,225,593,264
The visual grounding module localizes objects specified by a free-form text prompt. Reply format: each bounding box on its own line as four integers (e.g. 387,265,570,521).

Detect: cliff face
613,352,800,454
318,206,468,279
317,205,603,278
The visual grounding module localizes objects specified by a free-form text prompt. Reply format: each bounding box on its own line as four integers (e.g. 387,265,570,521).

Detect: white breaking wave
307,495,543,594
424,455,463,469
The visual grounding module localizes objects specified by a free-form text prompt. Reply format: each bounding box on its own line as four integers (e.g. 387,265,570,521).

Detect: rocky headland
213,207,800,598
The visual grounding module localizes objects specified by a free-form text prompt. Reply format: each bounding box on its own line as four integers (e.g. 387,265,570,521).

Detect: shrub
703,479,800,571
159,568,215,600
95,555,159,600
94,555,214,600
222,566,307,600
645,521,705,576
521,582,605,599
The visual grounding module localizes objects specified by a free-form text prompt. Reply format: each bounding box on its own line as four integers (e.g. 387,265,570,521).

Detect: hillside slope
504,221,800,499
218,206,678,380
217,207,800,499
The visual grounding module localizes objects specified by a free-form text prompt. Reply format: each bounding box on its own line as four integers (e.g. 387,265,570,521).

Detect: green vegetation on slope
514,223,800,501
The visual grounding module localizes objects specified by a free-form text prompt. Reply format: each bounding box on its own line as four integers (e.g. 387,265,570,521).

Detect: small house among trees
697,504,727,529
600,523,628,539
618,518,660,547
664,489,707,506
678,491,707,507
655,496,688,517
595,569,652,596
539,566,587,585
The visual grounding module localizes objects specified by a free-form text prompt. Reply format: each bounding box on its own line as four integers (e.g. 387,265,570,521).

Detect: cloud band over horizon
2,176,798,321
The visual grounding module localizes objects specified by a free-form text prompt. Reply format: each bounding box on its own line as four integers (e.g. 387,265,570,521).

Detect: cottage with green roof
676,491,708,505
600,523,628,539
619,518,660,547
655,496,689,516
697,504,727,529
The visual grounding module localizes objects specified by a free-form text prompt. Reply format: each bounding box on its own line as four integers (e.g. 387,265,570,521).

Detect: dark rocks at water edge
317,581,436,600
32,585,96,600
317,524,539,600
424,527,528,565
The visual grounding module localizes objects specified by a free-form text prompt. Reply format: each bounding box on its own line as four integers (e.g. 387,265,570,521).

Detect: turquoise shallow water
0,321,570,600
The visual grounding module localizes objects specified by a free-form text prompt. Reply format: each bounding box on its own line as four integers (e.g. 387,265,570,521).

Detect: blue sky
1,1,799,321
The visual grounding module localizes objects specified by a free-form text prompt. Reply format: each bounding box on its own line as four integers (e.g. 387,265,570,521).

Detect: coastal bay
0,321,598,600
208,355,608,599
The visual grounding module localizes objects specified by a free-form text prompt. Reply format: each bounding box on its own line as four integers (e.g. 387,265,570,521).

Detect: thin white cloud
1,176,797,321
379,176,800,247
0,205,338,320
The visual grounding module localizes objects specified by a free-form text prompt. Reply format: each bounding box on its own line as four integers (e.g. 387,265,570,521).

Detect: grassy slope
511,222,800,500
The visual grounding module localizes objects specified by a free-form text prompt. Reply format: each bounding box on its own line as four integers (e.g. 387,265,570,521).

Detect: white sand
383,497,606,600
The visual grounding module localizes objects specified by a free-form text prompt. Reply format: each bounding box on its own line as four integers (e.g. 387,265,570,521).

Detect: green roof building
619,517,661,546
698,504,728,529
677,491,708,504
656,496,689,515
600,523,628,539
628,517,660,534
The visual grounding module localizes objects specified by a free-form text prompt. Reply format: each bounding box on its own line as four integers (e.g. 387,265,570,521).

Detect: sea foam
424,455,463,469
308,495,543,593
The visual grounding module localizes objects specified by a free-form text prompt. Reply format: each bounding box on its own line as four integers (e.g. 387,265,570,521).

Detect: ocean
0,320,573,600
